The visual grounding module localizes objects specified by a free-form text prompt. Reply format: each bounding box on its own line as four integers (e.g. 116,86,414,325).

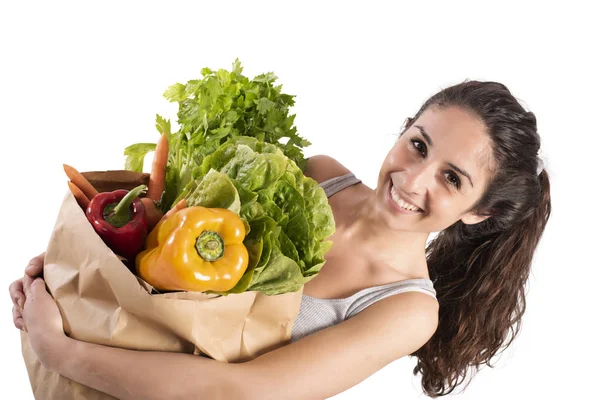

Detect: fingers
13,304,24,330
13,291,25,310
9,279,25,309
23,277,46,301
25,252,45,278
22,275,35,298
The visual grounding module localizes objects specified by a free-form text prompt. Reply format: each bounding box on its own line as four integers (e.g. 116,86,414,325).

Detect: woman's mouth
387,180,424,214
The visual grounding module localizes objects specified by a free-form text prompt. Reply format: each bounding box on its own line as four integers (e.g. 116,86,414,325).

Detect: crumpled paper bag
20,170,303,399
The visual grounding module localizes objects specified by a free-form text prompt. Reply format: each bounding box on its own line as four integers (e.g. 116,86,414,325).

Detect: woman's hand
21,274,68,369
9,252,68,370
9,252,45,331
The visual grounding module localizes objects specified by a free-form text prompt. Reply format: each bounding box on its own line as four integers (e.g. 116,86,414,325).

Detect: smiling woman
397,82,551,396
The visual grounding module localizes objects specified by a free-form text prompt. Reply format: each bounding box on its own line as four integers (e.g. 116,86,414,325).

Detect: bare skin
9,106,496,399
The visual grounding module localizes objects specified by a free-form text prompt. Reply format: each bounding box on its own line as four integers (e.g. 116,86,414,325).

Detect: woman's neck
335,186,431,278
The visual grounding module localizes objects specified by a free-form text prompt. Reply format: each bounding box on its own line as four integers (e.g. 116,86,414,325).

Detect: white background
1,1,597,399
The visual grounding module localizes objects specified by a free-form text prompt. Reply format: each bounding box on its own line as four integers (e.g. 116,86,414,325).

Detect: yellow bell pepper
136,206,249,292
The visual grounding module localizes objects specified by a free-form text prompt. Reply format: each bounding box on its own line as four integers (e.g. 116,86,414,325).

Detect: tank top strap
345,278,437,319
318,172,362,198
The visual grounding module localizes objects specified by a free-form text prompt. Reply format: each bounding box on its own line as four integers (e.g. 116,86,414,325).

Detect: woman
9,80,551,399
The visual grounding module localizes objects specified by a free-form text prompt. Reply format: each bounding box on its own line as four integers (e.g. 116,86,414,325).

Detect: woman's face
375,105,496,233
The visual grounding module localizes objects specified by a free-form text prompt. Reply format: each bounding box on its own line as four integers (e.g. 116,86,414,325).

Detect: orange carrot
147,133,169,201
158,199,186,225
68,181,90,210
63,164,99,200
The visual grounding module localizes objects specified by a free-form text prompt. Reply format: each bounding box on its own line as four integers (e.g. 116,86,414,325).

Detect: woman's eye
410,138,427,156
446,172,461,189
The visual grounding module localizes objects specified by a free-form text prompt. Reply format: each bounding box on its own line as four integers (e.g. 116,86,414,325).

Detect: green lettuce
183,137,335,296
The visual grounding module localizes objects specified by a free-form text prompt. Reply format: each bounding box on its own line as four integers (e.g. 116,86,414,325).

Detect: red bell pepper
86,184,148,262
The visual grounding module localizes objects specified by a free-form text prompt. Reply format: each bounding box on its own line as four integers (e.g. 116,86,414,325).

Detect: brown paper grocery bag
20,171,303,400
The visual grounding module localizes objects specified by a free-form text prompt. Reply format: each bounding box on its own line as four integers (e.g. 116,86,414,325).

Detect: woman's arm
244,291,439,399
48,291,438,400
52,337,243,400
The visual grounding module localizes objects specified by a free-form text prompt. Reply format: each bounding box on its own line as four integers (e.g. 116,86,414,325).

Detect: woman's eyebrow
415,125,433,146
414,125,474,187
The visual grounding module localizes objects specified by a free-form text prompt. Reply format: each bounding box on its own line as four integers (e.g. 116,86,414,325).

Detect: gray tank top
291,172,437,342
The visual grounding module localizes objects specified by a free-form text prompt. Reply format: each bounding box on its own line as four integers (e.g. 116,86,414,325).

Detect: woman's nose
401,164,433,195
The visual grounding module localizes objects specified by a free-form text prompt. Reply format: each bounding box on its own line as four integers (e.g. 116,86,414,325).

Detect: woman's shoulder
366,290,439,344
304,155,353,184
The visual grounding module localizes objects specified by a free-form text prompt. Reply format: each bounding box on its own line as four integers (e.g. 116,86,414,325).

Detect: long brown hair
405,81,552,396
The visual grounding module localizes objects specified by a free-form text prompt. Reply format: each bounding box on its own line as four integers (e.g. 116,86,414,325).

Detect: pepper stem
105,184,147,227
195,231,225,261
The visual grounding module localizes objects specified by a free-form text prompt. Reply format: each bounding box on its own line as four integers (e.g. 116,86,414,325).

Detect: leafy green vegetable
124,143,156,172
125,59,311,213
189,137,335,296
185,169,241,214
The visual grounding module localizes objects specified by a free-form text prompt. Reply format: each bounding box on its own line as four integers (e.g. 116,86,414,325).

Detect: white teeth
390,183,421,212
